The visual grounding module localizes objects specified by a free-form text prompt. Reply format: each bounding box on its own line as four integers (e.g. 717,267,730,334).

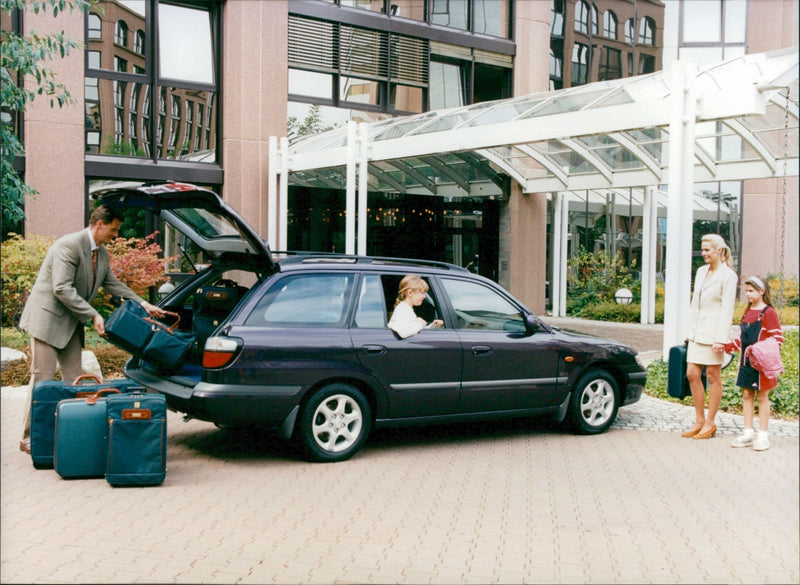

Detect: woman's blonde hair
701,234,733,267
395,274,428,307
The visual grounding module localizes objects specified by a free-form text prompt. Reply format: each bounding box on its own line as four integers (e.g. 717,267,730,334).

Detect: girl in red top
724,276,784,451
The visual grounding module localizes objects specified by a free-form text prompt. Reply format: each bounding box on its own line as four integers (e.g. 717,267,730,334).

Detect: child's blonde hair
701,234,733,267
395,274,428,307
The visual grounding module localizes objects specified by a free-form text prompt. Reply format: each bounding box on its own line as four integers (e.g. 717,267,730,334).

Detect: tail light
203,336,242,369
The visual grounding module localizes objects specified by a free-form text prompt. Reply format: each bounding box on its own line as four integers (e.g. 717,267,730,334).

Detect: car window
441,278,525,332
354,275,388,328
244,273,354,327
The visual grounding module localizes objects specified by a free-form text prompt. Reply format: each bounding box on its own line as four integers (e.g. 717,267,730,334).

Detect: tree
1,0,93,237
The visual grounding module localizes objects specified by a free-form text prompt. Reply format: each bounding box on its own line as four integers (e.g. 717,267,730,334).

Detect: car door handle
472,345,493,356
361,345,388,356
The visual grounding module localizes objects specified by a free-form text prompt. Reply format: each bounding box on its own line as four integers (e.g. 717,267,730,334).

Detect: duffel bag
141,313,195,371
104,299,154,354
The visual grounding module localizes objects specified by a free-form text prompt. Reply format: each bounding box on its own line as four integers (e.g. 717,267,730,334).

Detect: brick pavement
1,381,798,584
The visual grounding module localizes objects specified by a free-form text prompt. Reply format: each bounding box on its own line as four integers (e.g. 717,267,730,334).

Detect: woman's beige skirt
687,340,724,366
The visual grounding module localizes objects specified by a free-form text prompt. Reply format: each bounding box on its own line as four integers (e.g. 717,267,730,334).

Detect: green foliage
566,248,640,314
577,300,665,323
645,330,799,420
767,273,799,308
1,0,93,233
0,233,54,326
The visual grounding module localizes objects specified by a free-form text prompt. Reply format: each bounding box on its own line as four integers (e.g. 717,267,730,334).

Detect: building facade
6,0,798,312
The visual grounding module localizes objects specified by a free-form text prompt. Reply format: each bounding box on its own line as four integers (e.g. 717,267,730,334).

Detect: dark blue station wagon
96,182,646,462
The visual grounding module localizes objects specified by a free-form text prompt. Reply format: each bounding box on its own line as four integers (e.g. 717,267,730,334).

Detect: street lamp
614,288,633,305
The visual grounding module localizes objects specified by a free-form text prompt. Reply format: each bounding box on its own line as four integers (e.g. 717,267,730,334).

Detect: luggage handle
85,388,121,405
72,373,103,385
144,310,181,335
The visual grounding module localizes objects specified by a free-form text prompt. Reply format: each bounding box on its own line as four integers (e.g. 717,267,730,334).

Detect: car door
349,274,462,419
437,276,561,413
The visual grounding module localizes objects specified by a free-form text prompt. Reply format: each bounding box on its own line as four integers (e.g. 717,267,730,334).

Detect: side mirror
524,314,542,335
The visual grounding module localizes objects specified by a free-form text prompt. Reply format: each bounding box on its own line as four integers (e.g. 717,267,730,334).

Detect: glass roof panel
592,145,645,170
372,112,438,141
520,88,614,118
585,88,635,108
409,112,473,135
462,100,547,127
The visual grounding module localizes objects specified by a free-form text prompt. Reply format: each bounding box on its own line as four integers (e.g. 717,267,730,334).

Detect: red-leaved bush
93,232,178,316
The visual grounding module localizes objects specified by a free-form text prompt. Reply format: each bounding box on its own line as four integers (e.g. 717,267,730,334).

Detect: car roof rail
273,251,468,272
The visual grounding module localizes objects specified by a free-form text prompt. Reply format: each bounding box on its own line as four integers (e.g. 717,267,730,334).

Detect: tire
567,369,619,435
297,384,372,462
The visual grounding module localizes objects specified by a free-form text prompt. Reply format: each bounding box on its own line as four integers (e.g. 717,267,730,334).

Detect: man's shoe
19,440,30,454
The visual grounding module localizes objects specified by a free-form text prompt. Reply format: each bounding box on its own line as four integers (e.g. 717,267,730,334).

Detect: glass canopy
284,48,798,197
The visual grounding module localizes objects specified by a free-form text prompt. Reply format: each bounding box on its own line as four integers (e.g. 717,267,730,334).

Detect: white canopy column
663,61,698,355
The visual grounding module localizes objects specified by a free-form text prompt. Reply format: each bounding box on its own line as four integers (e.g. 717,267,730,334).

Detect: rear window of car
243,273,355,327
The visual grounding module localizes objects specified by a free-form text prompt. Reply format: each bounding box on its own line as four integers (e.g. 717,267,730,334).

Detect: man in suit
18,205,166,453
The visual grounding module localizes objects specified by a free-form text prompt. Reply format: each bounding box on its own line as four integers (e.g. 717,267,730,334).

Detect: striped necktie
92,248,98,285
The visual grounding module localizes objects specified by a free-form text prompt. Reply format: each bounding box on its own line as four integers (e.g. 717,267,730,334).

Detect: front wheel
567,369,619,435
297,384,372,462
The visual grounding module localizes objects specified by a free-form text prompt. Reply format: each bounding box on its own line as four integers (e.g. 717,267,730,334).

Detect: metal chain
777,90,789,308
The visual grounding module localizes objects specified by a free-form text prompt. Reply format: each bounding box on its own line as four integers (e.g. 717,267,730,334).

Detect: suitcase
193,280,245,314
106,392,167,486
667,343,707,399
53,389,121,479
104,299,155,355
30,374,143,469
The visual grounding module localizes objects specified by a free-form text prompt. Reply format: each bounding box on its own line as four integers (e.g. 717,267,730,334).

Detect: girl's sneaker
753,434,770,451
730,432,755,448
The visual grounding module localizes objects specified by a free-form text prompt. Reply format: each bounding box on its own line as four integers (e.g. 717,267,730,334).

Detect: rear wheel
297,384,371,462
568,369,619,434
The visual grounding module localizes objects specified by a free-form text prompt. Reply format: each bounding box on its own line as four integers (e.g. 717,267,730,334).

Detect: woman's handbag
141,312,195,371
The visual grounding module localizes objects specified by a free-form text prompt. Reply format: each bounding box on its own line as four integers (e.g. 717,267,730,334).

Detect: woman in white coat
682,234,738,440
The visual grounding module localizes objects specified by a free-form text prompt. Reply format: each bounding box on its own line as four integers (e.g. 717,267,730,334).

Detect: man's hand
93,313,106,336
142,301,167,319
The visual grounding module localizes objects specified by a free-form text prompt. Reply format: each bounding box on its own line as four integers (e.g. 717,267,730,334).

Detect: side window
354,275,387,329
244,273,354,327
441,278,525,332
381,274,441,323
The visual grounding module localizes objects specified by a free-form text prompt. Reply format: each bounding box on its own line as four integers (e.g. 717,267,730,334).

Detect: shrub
577,300,665,323
1,234,54,327
566,248,639,314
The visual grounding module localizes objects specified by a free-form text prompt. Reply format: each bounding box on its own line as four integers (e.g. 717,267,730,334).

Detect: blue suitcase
106,393,167,486
30,374,143,469
53,389,121,479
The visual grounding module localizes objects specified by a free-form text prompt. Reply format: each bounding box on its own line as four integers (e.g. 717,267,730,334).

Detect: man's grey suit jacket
19,229,144,349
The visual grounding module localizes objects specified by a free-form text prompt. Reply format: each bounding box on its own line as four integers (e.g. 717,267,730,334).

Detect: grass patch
645,330,799,421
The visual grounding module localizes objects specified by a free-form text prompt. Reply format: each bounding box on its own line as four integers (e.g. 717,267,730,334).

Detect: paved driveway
1,382,797,584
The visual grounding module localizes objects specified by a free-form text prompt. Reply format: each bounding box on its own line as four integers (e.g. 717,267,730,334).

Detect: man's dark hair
89,205,124,226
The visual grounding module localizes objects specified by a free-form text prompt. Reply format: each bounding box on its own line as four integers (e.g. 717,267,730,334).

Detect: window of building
603,10,617,39
88,13,102,39
571,43,590,85
134,30,145,55
551,0,564,36
431,0,468,31
85,0,220,167
430,61,465,110
625,17,635,44
550,49,563,83
288,15,429,116
590,3,598,35
638,17,655,46
599,47,621,80
638,53,656,74
574,0,589,34
678,0,747,63
115,20,128,47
